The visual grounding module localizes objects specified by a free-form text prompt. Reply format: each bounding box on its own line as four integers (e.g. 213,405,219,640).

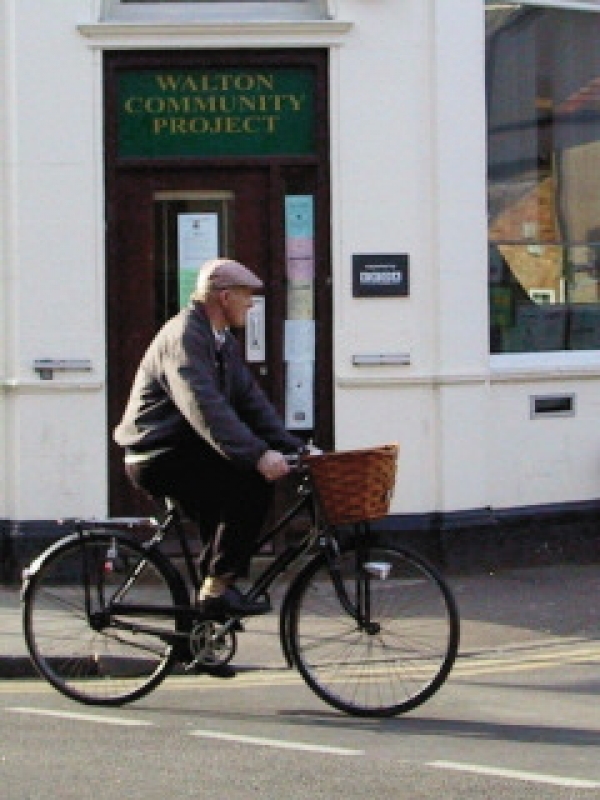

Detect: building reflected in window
487,4,600,352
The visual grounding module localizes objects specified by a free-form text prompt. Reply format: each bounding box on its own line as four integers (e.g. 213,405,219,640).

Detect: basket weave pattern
305,444,399,525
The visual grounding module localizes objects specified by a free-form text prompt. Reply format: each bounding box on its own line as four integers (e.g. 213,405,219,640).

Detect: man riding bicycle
114,258,306,628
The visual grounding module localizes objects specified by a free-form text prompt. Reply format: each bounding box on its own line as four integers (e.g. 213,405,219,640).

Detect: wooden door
107,167,279,513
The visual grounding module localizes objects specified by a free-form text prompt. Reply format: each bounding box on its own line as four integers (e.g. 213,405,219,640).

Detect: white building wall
1,0,107,519
2,0,600,523
332,0,438,514
0,0,10,515
488,377,600,508
333,0,489,514
334,0,600,516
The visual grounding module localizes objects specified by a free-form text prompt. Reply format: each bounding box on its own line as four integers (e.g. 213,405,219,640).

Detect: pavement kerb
2,561,600,681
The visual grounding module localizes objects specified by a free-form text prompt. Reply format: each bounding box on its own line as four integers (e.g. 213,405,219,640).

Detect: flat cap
196,258,263,294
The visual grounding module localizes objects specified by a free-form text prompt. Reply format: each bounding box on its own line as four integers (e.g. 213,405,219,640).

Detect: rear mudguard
21,530,189,609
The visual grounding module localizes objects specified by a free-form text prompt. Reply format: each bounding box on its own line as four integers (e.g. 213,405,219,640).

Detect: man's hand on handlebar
257,450,292,481
258,443,324,481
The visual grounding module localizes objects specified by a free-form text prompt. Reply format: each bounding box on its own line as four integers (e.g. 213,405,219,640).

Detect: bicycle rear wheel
23,532,182,706
287,541,459,717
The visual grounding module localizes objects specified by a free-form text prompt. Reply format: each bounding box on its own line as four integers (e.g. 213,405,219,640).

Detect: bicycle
21,445,460,718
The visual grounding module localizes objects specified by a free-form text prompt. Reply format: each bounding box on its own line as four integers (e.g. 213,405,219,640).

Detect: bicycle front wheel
23,532,181,706
287,542,459,717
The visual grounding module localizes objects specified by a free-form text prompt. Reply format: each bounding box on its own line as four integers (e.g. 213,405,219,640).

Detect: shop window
486,3,600,352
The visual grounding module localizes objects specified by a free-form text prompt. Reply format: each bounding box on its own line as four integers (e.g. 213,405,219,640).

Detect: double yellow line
2,638,598,695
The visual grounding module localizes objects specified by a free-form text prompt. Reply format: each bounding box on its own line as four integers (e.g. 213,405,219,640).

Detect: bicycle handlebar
284,447,323,471
284,452,304,469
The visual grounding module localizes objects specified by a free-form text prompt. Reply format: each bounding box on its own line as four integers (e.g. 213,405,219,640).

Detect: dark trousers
125,441,272,579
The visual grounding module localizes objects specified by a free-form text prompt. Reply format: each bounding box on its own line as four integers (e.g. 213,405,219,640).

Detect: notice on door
285,361,314,430
284,195,315,429
178,213,219,307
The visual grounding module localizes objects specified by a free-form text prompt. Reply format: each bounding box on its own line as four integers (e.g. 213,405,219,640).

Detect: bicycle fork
327,527,384,635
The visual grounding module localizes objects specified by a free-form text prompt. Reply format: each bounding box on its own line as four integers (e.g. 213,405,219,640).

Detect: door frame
104,49,333,514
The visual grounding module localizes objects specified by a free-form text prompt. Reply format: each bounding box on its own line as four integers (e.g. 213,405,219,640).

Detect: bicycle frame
71,474,312,620
68,471,374,665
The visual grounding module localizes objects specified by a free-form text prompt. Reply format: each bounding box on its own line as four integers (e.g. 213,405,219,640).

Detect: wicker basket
305,444,399,526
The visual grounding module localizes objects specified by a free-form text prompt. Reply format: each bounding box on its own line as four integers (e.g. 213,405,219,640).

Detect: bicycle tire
286,540,460,717
23,532,183,706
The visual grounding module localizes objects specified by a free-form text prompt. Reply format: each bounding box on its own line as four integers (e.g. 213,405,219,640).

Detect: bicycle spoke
33,588,88,619
24,533,180,706
288,543,459,717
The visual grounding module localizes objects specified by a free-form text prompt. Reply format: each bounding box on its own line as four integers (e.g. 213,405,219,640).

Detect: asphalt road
1,563,599,798
2,632,600,799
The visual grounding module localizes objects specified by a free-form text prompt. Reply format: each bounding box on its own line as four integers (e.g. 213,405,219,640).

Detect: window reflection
487,5,600,352
119,1,304,3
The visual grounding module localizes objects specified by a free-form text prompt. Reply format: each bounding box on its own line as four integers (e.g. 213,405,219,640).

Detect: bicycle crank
187,620,237,669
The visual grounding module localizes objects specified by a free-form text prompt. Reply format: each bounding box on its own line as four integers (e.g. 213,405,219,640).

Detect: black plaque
352,254,409,297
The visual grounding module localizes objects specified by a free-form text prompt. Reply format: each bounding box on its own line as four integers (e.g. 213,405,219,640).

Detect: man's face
219,287,255,329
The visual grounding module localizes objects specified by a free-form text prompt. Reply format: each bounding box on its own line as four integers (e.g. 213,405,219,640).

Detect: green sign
118,69,315,158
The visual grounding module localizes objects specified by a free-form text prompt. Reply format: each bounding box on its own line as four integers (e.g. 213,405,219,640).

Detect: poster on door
284,195,315,429
177,213,219,307
285,195,315,321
